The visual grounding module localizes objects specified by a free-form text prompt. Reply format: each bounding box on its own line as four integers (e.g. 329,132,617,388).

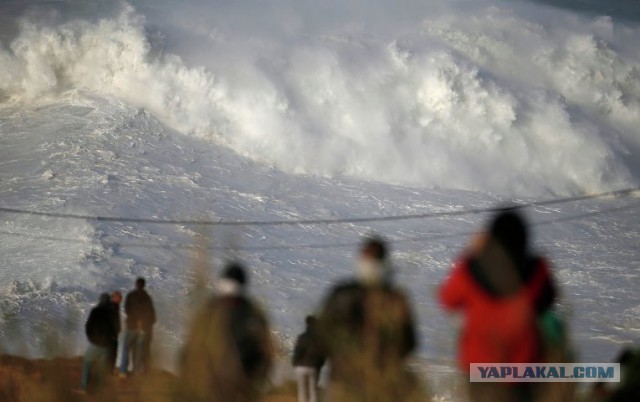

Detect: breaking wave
1,1,639,195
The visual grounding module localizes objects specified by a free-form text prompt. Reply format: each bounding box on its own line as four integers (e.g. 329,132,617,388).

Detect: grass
0,354,301,402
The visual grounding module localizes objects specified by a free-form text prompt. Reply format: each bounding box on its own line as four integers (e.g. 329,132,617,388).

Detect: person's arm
439,260,470,311
531,258,557,312
149,295,157,325
85,309,96,340
115,309,121,334
292,334,303,365
124,293,132,317
252,306,274,377
314,330,328,369
401,295,417,357
105,309,118,341
316,287,342,359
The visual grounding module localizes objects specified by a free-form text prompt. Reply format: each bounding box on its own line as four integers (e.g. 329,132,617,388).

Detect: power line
2,202,638,251
398,203,640,243
0,229,353,251
0,186,638,226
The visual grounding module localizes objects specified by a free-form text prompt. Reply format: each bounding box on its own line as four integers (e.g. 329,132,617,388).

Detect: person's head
356,235,391,285
616,347,635,366
99,292,110,305
489,209,529,263
111,290,122,304
135,277,146,290
305,315,317,328
217,262,247,295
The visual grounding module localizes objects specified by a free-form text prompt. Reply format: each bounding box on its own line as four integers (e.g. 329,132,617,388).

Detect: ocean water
2,0,640,194
1,1,639,399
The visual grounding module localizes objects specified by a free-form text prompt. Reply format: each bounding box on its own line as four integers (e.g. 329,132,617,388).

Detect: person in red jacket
439,209,556,402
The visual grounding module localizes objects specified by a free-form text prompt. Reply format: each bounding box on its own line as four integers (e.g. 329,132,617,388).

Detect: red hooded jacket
439,256,554,371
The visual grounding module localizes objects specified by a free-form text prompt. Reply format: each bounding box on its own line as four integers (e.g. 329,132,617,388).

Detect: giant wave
1,2,640,390
1,1,639,195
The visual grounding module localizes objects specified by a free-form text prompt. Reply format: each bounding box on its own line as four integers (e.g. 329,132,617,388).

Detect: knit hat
221,262,248,287
361,236,388,261
357,235,391,285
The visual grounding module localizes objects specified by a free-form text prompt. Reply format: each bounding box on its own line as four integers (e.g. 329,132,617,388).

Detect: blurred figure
439,210,557,402
108,290,122,372
587,382,611,402
609,347,640,402
178,263,273,402
292,315,326,402
318,236,425,402
80,293,117,393
119,277,156,377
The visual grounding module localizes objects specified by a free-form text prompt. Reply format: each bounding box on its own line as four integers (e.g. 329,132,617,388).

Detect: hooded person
80,293,117,393
439,209,559,402
317,236,425,402
178,262,274,402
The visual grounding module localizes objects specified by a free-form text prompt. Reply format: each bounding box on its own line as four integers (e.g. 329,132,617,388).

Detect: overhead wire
1,199,638,251
0,186,638,226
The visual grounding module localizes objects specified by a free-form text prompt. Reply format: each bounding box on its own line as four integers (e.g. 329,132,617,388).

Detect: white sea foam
0,1,638,196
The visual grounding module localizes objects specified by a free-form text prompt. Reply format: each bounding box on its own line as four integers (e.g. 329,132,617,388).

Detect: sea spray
1,3,638,194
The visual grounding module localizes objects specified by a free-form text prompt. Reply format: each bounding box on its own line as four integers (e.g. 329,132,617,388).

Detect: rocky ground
0,355,296,402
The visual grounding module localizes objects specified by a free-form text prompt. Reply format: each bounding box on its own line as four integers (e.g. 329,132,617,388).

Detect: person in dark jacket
317,236,424,402
108,290,122,371
292,315,326,402
609,347,640,402
178,263,273,402
119,277,156,376
80,293,117,392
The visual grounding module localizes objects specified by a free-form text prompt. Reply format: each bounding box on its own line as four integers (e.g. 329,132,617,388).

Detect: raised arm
439,259,470,311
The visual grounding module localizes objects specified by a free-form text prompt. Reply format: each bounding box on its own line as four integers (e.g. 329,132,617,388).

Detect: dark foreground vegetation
0,355,297,402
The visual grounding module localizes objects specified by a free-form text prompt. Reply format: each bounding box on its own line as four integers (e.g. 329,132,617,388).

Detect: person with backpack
439,209,557,402
119,277,156,377
317,236,425,402
292,315,326,402
80,293,117,393
178,263,273,402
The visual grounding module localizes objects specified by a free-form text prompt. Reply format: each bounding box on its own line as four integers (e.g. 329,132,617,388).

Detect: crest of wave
0,4,637,195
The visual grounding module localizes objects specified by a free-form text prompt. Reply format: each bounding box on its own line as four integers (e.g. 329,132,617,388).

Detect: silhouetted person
108,290,122,371
80,293,117,392
178,263,273,402
119,277,156,376
292,315,326,402
588,382,611,402
318,236,425,402
439,210,558,402
609,347,640,402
